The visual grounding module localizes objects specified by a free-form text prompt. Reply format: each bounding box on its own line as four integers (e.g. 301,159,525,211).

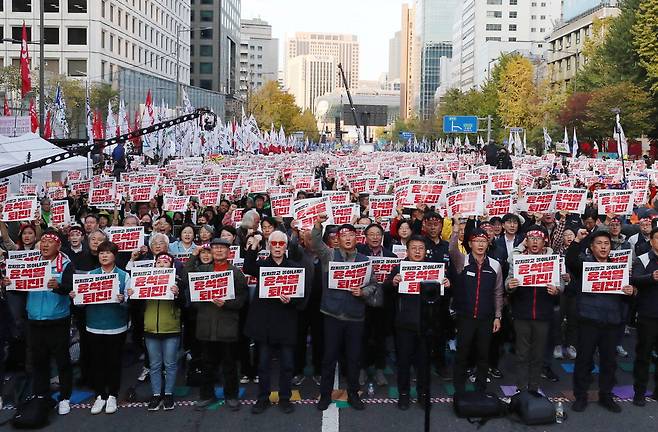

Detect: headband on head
156,254,174,265
41,233,61,245
526,230,547,240
338,228,355,236
468,233,489,242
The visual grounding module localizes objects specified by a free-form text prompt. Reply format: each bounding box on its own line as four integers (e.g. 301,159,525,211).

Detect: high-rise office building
286,54,336,113
239,18,279,99
399,3,415,120
388,31,401,82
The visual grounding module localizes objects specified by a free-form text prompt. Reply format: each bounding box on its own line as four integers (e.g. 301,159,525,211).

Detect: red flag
131,109,141,151
20,22,32,98
3,97,11,116
43,111,52,139
29,98,38,133
93,109,104,140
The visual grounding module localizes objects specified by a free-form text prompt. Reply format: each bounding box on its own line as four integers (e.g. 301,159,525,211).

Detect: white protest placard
628,177,650,206
69,179,91,195
72,273,120,305
128,184,157,202
582,262,629,295
404,179,448,206
370,257,402,283
106,226,145,252
322,190,350,205
446,185,484,217
89,180,116,209
398,261,445,295
488,170,515,191
609,249,632,271
20,183,38,195
188,271,235,302
50,200,71,227
162,195,190,212
328,261,372,290
197,188,222,207
554,188,588,214
1,196,37,222
369,195,395,219
331,203,359,225
270,193,294,218
293,197,333,230
8,250,41,261
596,190,634,216
512,254,560,287
392,244,407,259
132,259,155,268
486,195,514,217
129,267,176,300
5,260,51,291
517,190,556,213
258,267,305,298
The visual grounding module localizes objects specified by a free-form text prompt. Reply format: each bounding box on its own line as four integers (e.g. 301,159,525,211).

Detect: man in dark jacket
484,141,499,167
312,215,379,411
384,234,450,410
631,227,658,406
566,229,635,413
193,238,248,411
242,231,311,415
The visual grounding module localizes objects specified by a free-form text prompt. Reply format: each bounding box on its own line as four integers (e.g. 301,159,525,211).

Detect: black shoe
633,395,646,407
489,368,503,379
416,394,428,408
162,394,175,411
147,395,162,411
226,398,241,411
572,399,587,412
279,399,294,414
251,399,270,414
195,398,216,410
540,367,559,383
397,394,410,411
317,396,332,411
347,392,366,410
598,397,622,413
650,392,658,401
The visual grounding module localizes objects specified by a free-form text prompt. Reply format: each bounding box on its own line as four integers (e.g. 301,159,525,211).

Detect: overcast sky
241,0,406,81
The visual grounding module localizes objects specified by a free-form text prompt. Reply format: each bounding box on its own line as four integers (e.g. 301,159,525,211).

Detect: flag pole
612,108,627,189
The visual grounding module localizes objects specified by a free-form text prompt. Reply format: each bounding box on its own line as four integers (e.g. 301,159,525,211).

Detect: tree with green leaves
293,109,320,142
632,0,658,93
248,80,301,133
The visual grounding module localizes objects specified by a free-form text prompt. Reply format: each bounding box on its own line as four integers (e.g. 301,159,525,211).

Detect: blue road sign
443,116,479,134
399,131,414,141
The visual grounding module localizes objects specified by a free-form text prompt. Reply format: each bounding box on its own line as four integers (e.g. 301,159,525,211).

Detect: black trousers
87,332,126,399
362,306,387,370
200,340,239,400
72,307,91,383
319,315,364,398
574,319,619,401
634,316,658,395
257,342,294,401
238,306,258,378
29,319,72,401
294,304,323,376
514,320,549,391
129,301,148,368
395,328,428,397
454,316,493,394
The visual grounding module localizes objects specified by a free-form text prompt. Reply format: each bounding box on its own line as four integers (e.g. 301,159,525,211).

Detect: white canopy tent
0,133,89,193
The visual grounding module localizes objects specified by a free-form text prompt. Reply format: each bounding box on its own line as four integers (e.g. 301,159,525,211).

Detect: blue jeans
257,342,294,401
145,335,180,396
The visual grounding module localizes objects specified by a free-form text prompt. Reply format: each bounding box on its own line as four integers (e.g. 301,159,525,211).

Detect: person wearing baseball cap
449,220,504,395
566,228,636,413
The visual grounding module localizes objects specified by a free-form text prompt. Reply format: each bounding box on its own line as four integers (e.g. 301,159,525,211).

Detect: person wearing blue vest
70,241,129,415
312,215,380,411
1,230,76,415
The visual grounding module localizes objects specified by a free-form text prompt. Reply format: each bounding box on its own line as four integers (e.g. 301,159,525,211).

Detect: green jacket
144,299,181,335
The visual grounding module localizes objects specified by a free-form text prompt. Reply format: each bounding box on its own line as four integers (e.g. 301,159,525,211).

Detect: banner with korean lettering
162,195,190,212
517,190,556,213
392,244,407,259
628,177,649,206
0,178,9,202
370,257,401,283
554,188,588,214
129,184,157,202
322,190,350,205
89,180,116,209
513,255,560,287
50,200,71,227
398,262,445,295
609,249,632,271
404,179,448,206
258,267,305,298
1,196,37,222
582,262,629,295
331,203,359,225
130,267,176,300
197,188,222,207
106,226,145,252
446,185,484,217
20,183,38,195
596,190,634,216
488,170,515,191
328,261,372,290
369,195,395,219
72,273,120,305
8,250,41,261
293,197,333,230
5,260,51,291
188,271,235,302
486,195,514,217
270,193,294,218
69,180,91,195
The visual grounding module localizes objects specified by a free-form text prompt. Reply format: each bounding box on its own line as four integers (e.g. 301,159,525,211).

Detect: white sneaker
138,367,150,382
91,396,106,415
240,375,250,384
566,345,577,360
0,396,3,410
553,345,564,359
616,345,629,357
58,399,71,415
105,396,117,414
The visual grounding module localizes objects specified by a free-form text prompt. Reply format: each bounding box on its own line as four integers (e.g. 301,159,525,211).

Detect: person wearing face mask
566,229,636,413
70,241,129,415
506,226,562,393
242,231,310,414
312,215,380,412
2,230,76,415
384,234,451,410
449,219,503,395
